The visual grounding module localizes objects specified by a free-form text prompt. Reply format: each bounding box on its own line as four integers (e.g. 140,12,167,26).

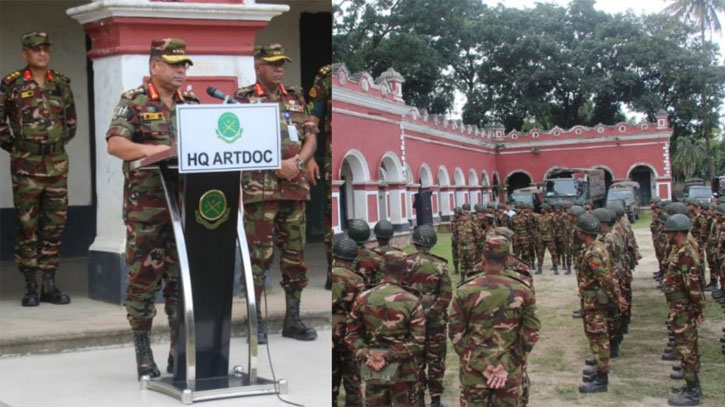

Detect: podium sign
177,104,281,173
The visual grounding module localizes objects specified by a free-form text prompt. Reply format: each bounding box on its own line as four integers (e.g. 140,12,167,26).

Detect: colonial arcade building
332,64,673,238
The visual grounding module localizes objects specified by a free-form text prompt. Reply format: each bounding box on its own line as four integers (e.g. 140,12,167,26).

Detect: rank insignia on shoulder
3,71,21,84
309,87,317,98
20,90,34,98
141,112,165,121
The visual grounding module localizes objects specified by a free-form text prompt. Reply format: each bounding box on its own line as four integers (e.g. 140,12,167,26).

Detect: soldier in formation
451,206,462,275
2,32,76,307
405,225,452,407
345,249,425,406
575,213,627,393
569,205,586,319
106,38,199,378
331,236,364,407
535,203,559,275
455,204,483,283
349,219,383,288
449,235,540,406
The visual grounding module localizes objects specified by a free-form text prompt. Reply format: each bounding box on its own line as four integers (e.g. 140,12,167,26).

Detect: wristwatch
296,158,305,172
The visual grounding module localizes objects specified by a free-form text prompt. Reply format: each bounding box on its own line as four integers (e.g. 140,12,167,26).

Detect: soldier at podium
105,38,199,379
234,44,319,344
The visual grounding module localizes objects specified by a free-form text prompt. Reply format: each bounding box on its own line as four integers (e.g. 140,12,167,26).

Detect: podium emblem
196,189,230,229
215,112,243,143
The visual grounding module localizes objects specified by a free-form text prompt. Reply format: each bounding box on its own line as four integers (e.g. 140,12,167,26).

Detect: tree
672,136,706,180
663,0,725,179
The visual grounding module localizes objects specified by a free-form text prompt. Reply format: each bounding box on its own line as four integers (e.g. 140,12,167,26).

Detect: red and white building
332,64,673,236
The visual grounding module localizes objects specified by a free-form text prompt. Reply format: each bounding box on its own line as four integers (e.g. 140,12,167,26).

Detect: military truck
509,186,543,212
543,168,606,208
607,180,641,222
713,175,725,198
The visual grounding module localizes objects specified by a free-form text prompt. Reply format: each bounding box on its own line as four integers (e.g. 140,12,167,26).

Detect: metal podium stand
130,149,285,404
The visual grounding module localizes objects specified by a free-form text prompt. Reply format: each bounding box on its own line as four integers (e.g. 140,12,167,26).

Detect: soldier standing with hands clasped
234,44,319,344
1,31,76,307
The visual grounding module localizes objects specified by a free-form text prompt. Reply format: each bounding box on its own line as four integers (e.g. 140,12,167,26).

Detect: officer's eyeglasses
27,45,50,54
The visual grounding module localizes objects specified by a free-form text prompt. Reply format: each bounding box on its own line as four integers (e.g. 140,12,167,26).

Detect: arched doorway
492,173,501,202
415,164,435,226
454,167,466,207
340,150,370,229
505,171,533,198
438,166,451,217
481,171,490,203
468,169,479,205
628,164,656,204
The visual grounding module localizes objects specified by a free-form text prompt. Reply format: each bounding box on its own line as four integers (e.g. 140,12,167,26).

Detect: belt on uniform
15,140,65,155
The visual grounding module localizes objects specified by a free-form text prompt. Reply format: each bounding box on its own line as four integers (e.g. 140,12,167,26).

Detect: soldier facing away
449,235,540,407
235,44,319,344
106,38,198,378
331,236,365,407
404,225,452,407
1,31,76,307
345,250,426,407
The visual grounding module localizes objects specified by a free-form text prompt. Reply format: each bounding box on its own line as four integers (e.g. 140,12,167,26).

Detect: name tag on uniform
288,125,299,142
141,112,165,121
21,90,34,98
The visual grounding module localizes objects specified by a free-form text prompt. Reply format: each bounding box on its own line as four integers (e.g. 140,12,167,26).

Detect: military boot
21,269,39,307
662,349,677,361
553,265,559,275
167,320,177,374
535,264,542,275
704,279,717,292
430,395,445,407
670,369,684,380
417,390,425,407
585,358,595,366
282,290,317,341
565,263,572,275
39,270,70,304
671,383,687,393
133,330,160,379
579,371,608,393
667,378,701,406
453,262,459,275
573,309,583,319
610,339,620,358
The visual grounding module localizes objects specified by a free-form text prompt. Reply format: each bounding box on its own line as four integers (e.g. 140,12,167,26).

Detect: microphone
206,86,238,104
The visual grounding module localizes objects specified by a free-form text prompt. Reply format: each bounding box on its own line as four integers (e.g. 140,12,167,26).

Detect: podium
132,103,285,404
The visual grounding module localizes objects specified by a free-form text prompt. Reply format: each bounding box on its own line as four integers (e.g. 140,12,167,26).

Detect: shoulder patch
317,64,332,77
51,69,70,83
2,70,22,85
235,84,255,99
121,87,145,100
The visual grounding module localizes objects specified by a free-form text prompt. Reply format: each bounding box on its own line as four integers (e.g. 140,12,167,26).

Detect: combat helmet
412,224,437,248
474,203,485,213
374,220,394,240
569,205,585,217
607,202,625,219
333,236,358,260
454,206,463,215
462,203,471,211
592,208,612,224
669,202,689,217
664,213,691,232
575,213,600,236
699,201,710,210
347,219,371,243
651,196,662,204
715,203,725,217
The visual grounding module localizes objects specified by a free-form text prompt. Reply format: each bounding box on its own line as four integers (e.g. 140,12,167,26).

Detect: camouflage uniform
536,211,558,270
456,212,482,282
107,80,199,330
597,228,625,354
524,208,538,267
451,209,461,274
355,245,384,288
663,239,704,383
651,209,665,269
704,213,720,287
579,238,623,374
554,210,570,269
510,210,530,266
332,257,365,407
308,65,332,273
449,236,540,407
345,251,426,407
235,54,316,305
405,249,452,400
1,33,76,281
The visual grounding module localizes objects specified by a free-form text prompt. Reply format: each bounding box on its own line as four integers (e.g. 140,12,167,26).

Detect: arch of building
419,164,434,187
438,166,453,220
505,169,534,197
338,150,373,231
627,162,659,204
454,167,467,207
468,169,480,205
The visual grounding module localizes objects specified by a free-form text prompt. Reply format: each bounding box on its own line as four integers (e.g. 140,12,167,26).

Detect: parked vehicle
712,175,725,198
543,168,606,208
509,186,543,212
685,185,713,205
607,180,641,222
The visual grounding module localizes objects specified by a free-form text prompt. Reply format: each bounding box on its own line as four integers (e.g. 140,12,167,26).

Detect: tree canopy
333,0,725,178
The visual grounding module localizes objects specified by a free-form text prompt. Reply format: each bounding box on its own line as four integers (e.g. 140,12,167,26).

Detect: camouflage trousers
460,382,521,407
417,316,447,398
459,246,477,282
669,308,700,381
12,173,68,271
332,343,362,407
513,237,533,267
125,221,179,331
606,305,624,344
520,365,530,407
365,380,417,407
653,234,664,267
555,237,569,266
244,200,307,302
706,244,720,283
536,239,558,268
583,306,610,373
